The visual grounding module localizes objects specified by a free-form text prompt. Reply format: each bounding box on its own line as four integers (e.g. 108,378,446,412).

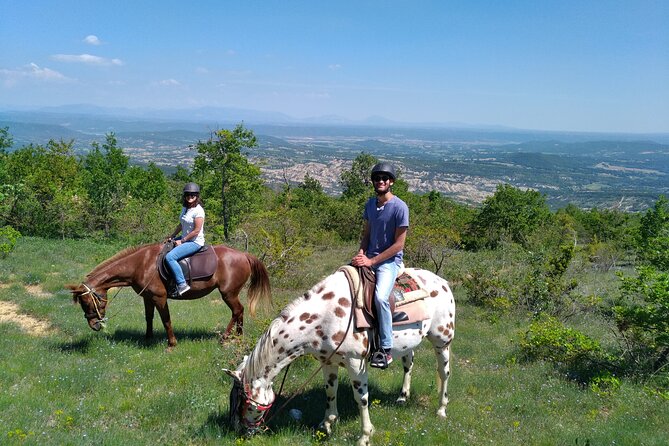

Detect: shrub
462,268,513,312
519,244,579,315
611,266,669,372
519,314,605,382
0,225,20,258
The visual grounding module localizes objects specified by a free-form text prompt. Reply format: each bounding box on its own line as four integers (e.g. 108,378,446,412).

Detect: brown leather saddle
341,265,428,329
157,242,218,287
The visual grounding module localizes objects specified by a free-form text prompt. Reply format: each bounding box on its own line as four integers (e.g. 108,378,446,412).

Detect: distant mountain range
2,105,668,148
1,103,506,129
1,105,668,211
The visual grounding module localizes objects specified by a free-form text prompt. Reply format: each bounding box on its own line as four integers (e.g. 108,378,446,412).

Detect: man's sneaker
370,350,393,369
177,283,190,296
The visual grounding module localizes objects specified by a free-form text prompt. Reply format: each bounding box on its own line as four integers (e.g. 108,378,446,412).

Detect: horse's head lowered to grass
68,282,108,332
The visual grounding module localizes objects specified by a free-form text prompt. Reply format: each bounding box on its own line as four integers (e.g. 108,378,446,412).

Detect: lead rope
263,299,356,427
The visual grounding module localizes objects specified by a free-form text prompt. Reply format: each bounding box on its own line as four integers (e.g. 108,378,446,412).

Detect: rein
80,269,157,323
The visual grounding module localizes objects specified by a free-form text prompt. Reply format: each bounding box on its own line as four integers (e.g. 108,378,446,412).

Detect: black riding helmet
183,182,200,194
370,162,396,180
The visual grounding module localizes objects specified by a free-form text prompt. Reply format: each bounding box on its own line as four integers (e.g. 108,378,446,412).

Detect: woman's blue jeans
165,241,201,286
373,259,402,351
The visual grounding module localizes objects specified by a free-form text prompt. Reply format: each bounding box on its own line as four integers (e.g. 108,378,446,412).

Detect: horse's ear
223,368,242,382
65,284,82,302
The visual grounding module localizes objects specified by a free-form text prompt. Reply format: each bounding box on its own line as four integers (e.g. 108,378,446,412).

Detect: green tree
82,133,129,237
125,162,168,202
0,126,12,153
467,184,552,249
340,152,377,199
192,124,263,240
1,140,85,237
637,196,669,271
612,266,669,372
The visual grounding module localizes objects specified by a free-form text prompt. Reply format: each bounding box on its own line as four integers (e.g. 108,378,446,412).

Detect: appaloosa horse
67,243,271,348
224,267,455,446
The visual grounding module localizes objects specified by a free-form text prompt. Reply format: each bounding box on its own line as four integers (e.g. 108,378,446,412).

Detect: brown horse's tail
246,253,272,317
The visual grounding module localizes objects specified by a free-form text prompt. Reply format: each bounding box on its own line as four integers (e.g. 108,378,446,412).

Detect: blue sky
1,0,667,133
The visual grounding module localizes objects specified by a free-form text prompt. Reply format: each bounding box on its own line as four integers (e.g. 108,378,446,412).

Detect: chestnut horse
224,267,455,446
67,243,271,348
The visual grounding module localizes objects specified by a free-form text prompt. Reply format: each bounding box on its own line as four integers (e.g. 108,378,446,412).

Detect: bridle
230,375,275,433
80,282,108,322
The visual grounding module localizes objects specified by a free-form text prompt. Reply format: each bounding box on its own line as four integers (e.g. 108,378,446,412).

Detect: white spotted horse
224,266,455,446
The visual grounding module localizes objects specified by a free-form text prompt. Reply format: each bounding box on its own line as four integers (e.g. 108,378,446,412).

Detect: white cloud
195,67,210,74
155,79,181,86
51,53,123,66
0,63,71,87
328,64,342,70
84,35,102,45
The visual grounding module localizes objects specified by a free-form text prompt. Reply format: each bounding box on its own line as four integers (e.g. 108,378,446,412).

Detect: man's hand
351,253,372,267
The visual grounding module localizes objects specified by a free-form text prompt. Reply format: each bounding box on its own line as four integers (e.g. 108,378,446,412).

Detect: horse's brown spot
320,349,327,355
312,340,319,348
315,284,325,294
303,291,312,300
334,307,346,318
438,325,445,333
322,291,335,300
299,326,306,330
287,317,295,324
430,290,438,297
332,331,345,345
284,334,289,339
316,329,324,337
442,285,449,292
300,312,311,321
278,347,285,354
337,297,351,307
363,337,369,348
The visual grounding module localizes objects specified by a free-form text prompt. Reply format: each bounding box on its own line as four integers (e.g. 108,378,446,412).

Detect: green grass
1,237,668,445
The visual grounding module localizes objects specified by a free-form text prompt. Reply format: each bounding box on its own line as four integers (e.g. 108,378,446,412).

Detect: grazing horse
224,267,455,446
67,243,271,348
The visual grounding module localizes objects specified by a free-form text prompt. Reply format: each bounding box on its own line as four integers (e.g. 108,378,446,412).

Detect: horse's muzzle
88,319,102,331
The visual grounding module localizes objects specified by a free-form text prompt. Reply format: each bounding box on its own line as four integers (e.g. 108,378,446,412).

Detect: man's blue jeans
165,241,201,286
373,259,402,351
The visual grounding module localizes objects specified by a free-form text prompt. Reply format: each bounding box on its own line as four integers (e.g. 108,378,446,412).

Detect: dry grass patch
0,300,53,336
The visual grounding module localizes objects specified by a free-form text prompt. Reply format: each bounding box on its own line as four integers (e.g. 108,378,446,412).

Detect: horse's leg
435,343,452,417
318,364,340,436
219,292,244,340
155,298,177,348
344,358,374,446
396,350,415,403
142,296,155,340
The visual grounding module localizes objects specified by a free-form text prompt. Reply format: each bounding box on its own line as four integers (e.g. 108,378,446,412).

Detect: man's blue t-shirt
363,195,409,265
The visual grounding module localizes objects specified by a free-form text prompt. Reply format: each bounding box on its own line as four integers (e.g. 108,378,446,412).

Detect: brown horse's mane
86,243,154,279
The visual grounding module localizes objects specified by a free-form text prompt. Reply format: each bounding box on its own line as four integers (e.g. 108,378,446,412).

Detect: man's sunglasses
184,193,199,197
372,175,391,182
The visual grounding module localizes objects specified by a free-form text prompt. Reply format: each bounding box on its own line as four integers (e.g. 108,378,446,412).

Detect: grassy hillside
1,237,667,445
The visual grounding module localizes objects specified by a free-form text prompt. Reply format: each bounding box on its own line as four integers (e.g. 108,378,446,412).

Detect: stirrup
369,350,392,369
